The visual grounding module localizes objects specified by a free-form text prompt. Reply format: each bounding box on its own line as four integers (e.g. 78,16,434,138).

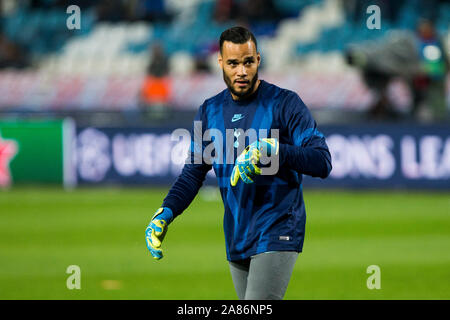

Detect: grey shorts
228,251,299,300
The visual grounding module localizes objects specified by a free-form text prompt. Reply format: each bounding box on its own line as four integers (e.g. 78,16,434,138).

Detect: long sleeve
162,103,212,218
278,92,332,179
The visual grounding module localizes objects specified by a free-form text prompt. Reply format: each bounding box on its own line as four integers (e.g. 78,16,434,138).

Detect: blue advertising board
75,124,449,189
304,124,449,189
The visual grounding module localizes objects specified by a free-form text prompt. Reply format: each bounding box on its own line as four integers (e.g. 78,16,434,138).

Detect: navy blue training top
162,80,332,261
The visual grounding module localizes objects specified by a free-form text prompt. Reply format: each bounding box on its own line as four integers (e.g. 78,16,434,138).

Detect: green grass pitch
0,186,449,299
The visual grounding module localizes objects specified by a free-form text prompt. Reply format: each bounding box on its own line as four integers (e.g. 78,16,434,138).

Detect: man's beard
223,70,259,100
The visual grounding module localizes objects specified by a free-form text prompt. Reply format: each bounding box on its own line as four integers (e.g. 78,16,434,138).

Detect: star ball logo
0,132,18,187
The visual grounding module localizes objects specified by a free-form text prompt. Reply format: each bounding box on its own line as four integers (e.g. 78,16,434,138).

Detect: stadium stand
0,0,448,124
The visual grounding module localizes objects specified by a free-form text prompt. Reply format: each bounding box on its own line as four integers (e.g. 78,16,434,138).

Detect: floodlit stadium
0,0,449,301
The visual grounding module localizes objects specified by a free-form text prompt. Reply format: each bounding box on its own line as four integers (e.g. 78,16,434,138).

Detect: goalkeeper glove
145,207,173,260
230,138,279,186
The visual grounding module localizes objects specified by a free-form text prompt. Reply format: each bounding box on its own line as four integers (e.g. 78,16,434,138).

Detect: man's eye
245,61,253,65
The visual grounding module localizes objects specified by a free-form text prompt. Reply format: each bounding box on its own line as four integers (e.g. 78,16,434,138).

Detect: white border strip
62,118,77,189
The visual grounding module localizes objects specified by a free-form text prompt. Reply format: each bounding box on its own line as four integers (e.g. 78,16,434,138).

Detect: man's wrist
152,207,174,223
277,143,289,168
258,138,279,156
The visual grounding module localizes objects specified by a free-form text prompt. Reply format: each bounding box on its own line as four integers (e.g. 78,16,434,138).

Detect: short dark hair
219,26,257,54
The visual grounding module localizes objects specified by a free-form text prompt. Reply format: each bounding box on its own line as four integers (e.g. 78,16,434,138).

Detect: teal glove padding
145,207,173,260
230,138,279,186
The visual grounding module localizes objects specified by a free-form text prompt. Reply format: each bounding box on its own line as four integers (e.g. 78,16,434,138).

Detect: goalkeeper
146,26,332,300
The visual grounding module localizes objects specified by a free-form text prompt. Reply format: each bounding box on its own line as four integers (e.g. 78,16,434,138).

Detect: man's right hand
145,207,173,260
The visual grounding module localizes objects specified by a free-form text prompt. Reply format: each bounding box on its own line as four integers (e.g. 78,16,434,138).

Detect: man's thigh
229,258,250,300
245,251,299,300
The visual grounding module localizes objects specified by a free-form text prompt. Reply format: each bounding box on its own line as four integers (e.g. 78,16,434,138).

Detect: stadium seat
1,0,449,112
169,52,195,76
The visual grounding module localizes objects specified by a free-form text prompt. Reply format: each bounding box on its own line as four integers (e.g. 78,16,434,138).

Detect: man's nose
237,64,247,76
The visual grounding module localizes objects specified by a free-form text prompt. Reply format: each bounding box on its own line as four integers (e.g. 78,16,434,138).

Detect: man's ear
218,52,223,69
257,52,261,67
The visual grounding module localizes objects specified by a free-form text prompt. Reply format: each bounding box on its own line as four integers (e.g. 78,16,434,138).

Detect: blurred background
0,0,449,300
0,0,449,123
